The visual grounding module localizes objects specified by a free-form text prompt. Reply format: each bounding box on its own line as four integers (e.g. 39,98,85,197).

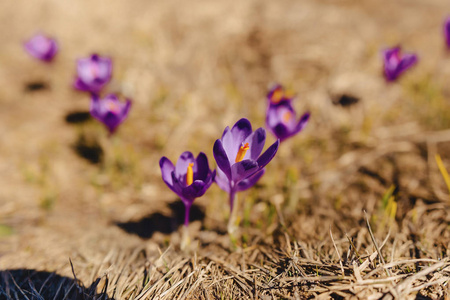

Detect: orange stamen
270,88,284,104
186,163,194,186
235,143,250,163
283,111,292,123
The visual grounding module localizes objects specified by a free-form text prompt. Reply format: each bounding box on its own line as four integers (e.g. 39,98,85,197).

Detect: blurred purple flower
160,152,215,226
213,118,279,212
74,54,112,93
90,94,131,134
266,85,310,142
444,17,450,48
382,47,418,81
24,33,58,62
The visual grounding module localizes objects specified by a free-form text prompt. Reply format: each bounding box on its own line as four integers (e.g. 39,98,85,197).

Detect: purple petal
230,118,253,145
159,157,175,186
243,128,266,160
397,54,418,74
102,113,124,133
119,99,132,122
383,47,400,60
256,139,280,169
294,112,310,134
445,17,450,47
213,139,231,179
195,152,210,181
181,181,206,202
271,124,291,142
175,152,195,181
215,168,231,193
221,126,235,162
170,172,183,195
231,159,259,183
159,157,184,197
221,118,253,162
74,77,92,92
236,168,265,192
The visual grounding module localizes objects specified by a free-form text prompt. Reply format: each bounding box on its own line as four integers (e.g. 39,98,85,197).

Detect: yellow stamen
186,163,194,186
271,88,283,104
283,111,292,123
235,143,250,163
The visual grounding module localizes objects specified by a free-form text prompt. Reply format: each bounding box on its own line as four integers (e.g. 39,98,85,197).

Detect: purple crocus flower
382,47,418,81
24,33,58,62
444,16,450,48
266,85,310,142
90,94,132,134
74,54,112,93
159,152,215,226
213,118,280,212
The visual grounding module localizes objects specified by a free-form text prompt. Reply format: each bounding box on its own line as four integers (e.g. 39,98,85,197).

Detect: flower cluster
23,34,130,135
22,15,450,248
158,86,309,241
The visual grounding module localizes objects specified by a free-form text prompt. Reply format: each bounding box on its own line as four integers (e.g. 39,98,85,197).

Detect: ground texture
0,0,450,299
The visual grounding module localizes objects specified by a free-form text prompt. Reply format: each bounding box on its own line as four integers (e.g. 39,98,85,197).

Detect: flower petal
195,152,210,181
119,99,132,123
159,157,183,197
231,159,259,183
397,54,418,73
243,128,266,160
213,139,231,179
236,168,265,192
175,152,195,181
221,126,235,162
256,139,280,168
294,112,310,134
159,157,175,186
215,168,230,193
182,181,206,202
272,123,290,142
230,118,253,146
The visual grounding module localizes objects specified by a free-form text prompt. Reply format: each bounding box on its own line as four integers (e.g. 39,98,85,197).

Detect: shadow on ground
65,111,92,124
0,269,111,300
72,133,104,164
116,201,205,239
24,81,49,92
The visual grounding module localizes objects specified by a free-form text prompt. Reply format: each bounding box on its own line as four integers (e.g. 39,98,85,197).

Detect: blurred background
0,0,449,292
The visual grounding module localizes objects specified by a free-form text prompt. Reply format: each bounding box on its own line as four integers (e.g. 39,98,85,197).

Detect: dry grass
1,0,450,299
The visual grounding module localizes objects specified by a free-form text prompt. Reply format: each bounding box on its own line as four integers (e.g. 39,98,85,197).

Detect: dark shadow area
116,201,205,239
72,135,103,164
65,111,92,124
332,94,359,107
24,81,49,92
0,269,111,300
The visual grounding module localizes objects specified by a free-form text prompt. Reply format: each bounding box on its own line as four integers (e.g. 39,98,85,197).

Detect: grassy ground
0,0,450,298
